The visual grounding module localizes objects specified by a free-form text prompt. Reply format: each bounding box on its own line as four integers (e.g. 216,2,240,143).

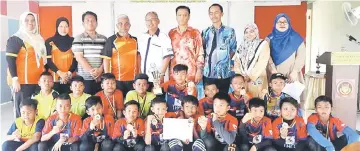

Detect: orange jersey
47,41,74,82
81,115,115,138
42,113,82,140
272,116,307,141
241,116,273,143
103,34,140,81
228,92,252,120
6,39,44,84
96,90,124,117
307,113,346,141
113,118,145,140
198,97,213,116
205,113,238,144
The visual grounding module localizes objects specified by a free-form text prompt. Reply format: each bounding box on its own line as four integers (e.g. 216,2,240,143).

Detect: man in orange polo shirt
102,14,140,96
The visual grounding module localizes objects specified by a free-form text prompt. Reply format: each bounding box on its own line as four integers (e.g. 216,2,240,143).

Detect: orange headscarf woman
6,12,46,117
45,17,76,94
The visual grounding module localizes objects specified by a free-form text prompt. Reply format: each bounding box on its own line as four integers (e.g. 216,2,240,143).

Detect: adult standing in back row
72,11,107,95
202,3,237,93
169,5,204,84
6,12,46,117
267,13,305,84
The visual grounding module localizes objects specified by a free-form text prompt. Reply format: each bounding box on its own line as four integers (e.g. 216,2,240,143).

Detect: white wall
309,1,360,72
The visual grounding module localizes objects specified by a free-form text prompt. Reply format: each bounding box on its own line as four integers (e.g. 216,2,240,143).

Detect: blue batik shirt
202,25,237,79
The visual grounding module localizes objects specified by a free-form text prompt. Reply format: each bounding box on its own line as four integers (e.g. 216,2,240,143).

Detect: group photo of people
2,2,360,151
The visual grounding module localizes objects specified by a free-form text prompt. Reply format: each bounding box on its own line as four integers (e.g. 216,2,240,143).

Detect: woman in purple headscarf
267,13,305,83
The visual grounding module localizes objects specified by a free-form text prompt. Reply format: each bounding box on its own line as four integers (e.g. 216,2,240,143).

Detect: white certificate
163,118,194,142
282,81,305,102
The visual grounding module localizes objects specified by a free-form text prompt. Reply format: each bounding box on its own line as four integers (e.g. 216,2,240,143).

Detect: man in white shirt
138,11,173,91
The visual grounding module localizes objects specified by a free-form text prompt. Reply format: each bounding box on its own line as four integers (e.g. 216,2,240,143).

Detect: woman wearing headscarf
267,13,305,83
45,17,76,94
6,12,46,117
234,23,270,98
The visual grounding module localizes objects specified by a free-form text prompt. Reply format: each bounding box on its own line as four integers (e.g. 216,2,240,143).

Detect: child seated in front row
161,64,197,112
96,73,124,120
32,72,59,119
272,97,309,151
198,92,239,151
144,97,178,151
229,74,252,121
39,94,82,151
2,98,45,151
69,75,91,118
125,73,156,119
238,98,275,151
198,81,219,116
168,95,206,151
263,73,288,121
113,100,146,151
307,95,360,151
79,96,115,151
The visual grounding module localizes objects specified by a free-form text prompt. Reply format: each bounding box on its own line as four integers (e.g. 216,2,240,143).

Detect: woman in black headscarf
45,17,77,94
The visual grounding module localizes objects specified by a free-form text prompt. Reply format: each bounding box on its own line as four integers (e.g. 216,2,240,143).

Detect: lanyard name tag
285,136,296,145
252,135,262,144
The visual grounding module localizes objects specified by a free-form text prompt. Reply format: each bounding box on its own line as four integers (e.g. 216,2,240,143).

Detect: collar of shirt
210,23,225,32
83,31,99,39
175,26,193,34
146,28,160,37
116,32,135,40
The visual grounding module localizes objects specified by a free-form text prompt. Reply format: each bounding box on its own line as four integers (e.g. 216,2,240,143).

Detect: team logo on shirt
233,124,237,130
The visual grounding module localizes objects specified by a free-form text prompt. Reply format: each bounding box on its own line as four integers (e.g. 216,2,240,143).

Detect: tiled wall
0,0,39,103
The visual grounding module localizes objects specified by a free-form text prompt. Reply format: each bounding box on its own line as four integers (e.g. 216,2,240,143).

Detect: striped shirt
72,32,107,80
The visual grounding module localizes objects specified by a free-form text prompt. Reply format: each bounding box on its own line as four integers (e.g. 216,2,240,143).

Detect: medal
252,135,262,144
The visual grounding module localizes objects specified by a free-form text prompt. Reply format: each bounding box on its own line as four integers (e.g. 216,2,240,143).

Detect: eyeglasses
276,21,288,25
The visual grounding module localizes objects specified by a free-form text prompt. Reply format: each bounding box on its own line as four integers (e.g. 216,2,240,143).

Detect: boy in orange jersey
96,73,124,120
79,96,115,151
113,100,146,151
198,81,219,116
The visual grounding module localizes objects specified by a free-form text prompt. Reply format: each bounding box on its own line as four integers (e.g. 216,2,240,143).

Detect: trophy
150,63,163,95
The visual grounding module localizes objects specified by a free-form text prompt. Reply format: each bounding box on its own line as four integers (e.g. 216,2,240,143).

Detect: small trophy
150,63,163,95
316,48,321,74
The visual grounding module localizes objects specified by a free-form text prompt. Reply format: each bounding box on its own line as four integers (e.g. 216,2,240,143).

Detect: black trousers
308,136,348,151
203,76,231,94
79,138,114,151
114,139,146,151
53,82,71,94
13,84,39,117
83,80,101,95
201,135,239,151
116,80,134,97
2,140,38,151
38,140,80,151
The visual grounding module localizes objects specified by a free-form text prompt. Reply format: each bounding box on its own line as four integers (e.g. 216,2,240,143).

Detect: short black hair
231,74,245,83
176,5,190,15
213,92,231,105
173,64,188,73
209,3,223,13
181,95,199,107
101,73,116,83
20,98,38,110
270,73,286,82
71,75,84,84
134,73,149,83
151,97,167,107
56,93,71,103
85,96,103,111
248,98,266,109
40,71,52,78
280,97,299,109
315,95,333,107
204,80,218,89
124,100,140,110
82,11,97,22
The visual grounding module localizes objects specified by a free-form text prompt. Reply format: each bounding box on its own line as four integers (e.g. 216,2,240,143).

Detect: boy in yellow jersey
125,74,156,119
31,72,59,119
2,98,45,151
69,76,91,118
